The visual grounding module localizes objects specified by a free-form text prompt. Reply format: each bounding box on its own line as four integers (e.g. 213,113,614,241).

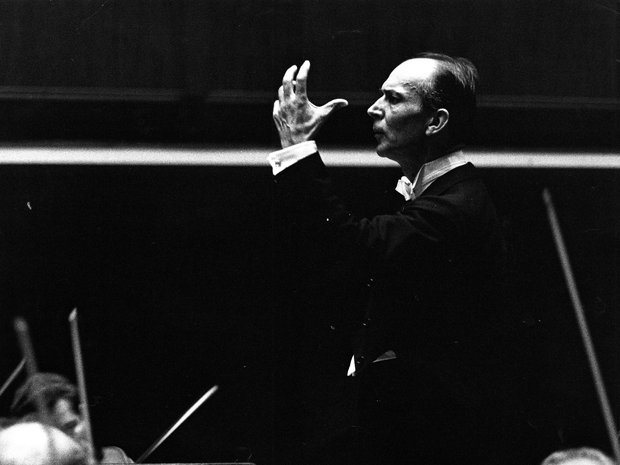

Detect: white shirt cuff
267,141,318,175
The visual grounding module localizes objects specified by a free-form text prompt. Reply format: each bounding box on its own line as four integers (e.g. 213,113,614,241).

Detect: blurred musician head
541,447,615,465
10,373,90,456
10,373,133,464
0,421,87,465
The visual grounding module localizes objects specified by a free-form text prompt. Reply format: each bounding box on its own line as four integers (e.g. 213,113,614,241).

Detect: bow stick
68,308,96,465
0,358,25,399
543,189,620,461
14,318,62,465
136,384,219,463
13,317,51,425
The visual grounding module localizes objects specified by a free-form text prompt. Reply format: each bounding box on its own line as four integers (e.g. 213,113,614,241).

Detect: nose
367,97,382,119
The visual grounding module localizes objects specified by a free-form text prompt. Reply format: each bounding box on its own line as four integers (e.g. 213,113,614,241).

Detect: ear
425,108,449,136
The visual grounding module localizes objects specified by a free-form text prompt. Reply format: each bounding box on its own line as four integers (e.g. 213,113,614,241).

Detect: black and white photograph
0,1,618,464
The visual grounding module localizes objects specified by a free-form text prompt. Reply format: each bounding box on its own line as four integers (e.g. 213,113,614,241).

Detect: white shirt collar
395,150,468,201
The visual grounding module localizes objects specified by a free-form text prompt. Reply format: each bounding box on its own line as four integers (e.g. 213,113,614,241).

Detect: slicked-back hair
541,447,615,465
414,52,479,145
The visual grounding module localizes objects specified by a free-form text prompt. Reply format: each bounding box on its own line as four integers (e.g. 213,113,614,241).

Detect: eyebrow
380,88,405,97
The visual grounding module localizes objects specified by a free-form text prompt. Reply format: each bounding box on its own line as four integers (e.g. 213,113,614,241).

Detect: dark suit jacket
273,152,510,463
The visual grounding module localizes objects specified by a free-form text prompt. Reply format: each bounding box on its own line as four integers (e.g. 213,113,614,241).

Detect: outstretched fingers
294,60,310,101
320,98,349,116
281,65,298,101
272,100,282,130
273,60,346,147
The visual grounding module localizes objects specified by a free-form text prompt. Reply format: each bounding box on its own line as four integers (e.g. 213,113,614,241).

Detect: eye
384,92,400,104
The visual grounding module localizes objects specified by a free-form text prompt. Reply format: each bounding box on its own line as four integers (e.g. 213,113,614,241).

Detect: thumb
321,98,349,116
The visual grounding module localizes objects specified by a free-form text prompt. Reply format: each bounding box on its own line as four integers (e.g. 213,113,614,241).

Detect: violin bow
69,308,97,465
0,358,25,399
13,318,67,465
543,189,620,461
13,317,51,425
136,384,219,463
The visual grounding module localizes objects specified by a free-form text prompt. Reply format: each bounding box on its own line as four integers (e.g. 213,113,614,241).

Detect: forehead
382,58,438,92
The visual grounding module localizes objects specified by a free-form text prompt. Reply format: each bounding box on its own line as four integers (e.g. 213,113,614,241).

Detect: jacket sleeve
273,152,468,275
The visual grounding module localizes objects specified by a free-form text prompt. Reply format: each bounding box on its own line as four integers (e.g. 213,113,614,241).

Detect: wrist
280,131,311,149
268,140,317,175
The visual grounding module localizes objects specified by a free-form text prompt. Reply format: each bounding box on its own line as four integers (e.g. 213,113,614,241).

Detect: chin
374,144,389,158
376,148,396,161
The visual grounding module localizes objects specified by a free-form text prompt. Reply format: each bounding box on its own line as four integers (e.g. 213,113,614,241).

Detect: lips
373,130,385,141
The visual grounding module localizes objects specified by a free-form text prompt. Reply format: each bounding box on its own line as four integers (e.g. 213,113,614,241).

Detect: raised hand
272,60,348,148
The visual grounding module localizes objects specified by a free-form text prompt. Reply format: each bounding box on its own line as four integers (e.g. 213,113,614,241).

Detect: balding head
0,422,87,465
386,58,439,91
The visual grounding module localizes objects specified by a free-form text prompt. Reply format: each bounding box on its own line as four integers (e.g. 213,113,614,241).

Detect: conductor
270,53,512,464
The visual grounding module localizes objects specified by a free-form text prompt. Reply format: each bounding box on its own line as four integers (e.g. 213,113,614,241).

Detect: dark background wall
0,0,618,463
0,0,616,95
0,0,617,147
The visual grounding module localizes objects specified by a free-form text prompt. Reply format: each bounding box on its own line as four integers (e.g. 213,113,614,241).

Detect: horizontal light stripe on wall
0,146,617,169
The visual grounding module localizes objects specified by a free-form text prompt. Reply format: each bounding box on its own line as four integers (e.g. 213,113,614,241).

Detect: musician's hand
272,60,348,148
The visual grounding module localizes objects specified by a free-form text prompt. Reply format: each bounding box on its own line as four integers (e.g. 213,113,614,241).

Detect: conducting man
270,53,514,464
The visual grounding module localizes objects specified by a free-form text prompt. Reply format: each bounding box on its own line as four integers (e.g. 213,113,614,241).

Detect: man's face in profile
367,58,438,167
